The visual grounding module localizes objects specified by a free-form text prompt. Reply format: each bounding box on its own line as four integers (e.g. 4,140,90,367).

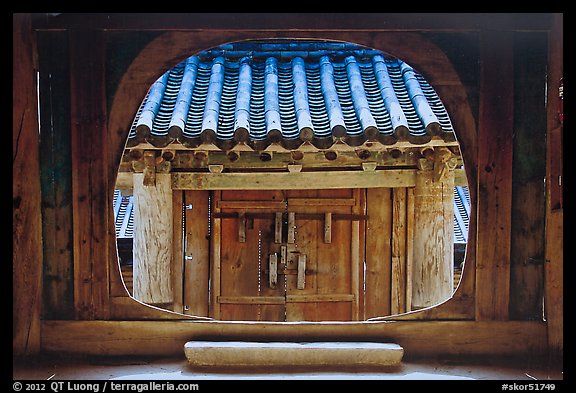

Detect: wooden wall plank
209,191,222,319
544,13,563,357
509,32,547,320
183,191,210,317
70,28,110,320
171,190,184,313
13,13,42,356
37,31,74,319
391,188,407,315
475,30,514,321
365,188,392,318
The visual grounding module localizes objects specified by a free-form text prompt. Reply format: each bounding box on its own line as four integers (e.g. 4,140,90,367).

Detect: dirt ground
13,354,563,381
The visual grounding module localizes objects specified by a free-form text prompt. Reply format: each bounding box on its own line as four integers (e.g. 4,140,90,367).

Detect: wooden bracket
287,164,302,173
361,162,377,171
208,164,224,173
432,147,453,182
142,150,158,186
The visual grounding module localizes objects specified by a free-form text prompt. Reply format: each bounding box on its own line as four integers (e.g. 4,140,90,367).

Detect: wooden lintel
116,168,468,191
173,169,416,190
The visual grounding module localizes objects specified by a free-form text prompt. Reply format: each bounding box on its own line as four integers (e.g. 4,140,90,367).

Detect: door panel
215,189,365,322
286,189,360,321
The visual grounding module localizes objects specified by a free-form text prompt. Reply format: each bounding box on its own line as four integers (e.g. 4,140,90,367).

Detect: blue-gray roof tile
127,40,455,150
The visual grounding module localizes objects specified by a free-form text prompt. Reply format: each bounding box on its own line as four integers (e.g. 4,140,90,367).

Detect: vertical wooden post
475,30,514,321
132,173,173,305
411,170,454,309
13,13,42,356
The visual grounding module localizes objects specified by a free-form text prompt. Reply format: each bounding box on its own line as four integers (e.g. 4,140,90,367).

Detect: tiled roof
113,186,470,243
127,40,456,151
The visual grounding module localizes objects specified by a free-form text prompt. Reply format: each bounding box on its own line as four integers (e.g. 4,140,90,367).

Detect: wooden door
212,189,365,321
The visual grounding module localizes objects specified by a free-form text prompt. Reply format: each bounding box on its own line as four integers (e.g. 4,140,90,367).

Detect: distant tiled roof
113,190,134,239
127,40,456,151
114,186,470,243
453,186,470,243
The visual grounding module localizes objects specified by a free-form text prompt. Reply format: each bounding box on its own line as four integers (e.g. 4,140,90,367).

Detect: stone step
184,341,404,369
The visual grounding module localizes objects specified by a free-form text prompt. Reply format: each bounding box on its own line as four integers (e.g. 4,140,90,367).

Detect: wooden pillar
132,173,174,305
13,13,42,356
411,170,454,309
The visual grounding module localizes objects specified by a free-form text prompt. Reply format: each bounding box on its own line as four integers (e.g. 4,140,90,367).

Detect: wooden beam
13,13,42,356
32,13,555,32
117,168,468,191
41,320,549,357
475,30,514,321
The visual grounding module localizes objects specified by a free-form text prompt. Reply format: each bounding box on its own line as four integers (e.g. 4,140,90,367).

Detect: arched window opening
114,38,469,321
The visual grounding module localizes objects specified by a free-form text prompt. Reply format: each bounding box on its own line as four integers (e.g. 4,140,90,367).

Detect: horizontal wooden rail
41,320,548,358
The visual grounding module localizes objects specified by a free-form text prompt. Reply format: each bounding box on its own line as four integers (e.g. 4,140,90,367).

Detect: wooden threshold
185,341,404,368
